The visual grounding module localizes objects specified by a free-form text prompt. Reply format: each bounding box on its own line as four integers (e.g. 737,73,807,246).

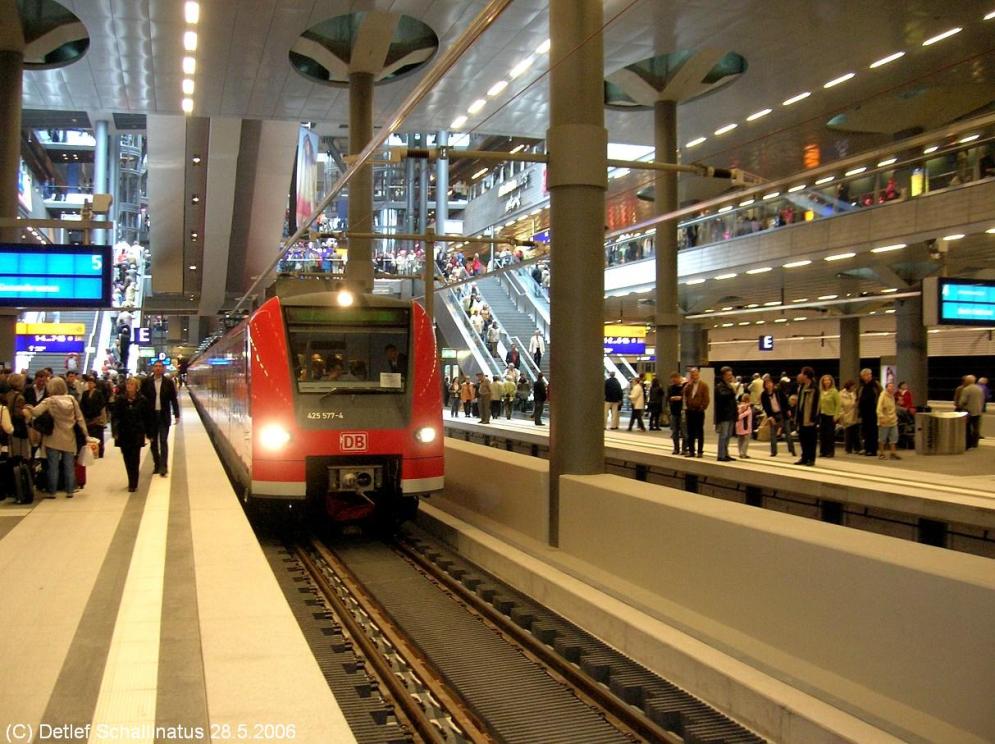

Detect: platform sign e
759,335,774,351
340,432,369,452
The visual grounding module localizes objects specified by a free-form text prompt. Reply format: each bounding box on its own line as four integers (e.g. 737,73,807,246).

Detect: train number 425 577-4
306,411,345,420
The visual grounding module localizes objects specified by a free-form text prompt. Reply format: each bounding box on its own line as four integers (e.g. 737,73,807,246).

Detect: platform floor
0,399,355,744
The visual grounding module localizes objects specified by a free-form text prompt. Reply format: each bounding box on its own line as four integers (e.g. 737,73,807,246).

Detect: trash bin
914,411,968,455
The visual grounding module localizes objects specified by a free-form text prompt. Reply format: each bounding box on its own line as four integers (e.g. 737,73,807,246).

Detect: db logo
340,432,368,452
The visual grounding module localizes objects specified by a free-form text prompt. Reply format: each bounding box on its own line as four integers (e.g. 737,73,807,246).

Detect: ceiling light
188,264,198,270
787,184,806,193
815,176,835,185
881,288,898,293
764,301,782,306
720,306,733,311
450,115,467,129
793,298,809,303
536,38,551,54
884,309,896,314
774,318,788,323
818,294,838,300
181,97,193,113
509,56,534,79
746,303,759,308
510,144,525,154
191,155,201,164
747,267,772,274
471,168,488,179
191,195,200,204
844,166,866,176
783,260,811,268
183,30,198,51
958,134,980,144
762,191,780,200
746,108,771,121
943,233,964,241
986,227,995,234
182,78,195,95
467,98,486,114
738,321,751,326
529,208,541,215
877,157,897,167
824,72,855,88
825,252,856,261
717,205,733,213
869,51,905,68
487,80,508,97
923,145,939,154
685,278,706,285
182,56,196,75
721,322,734,328
871,243,905,253
714,123,737,135
184,1,200,23
739,198,755,207
986,10,995,20
922,27,961,46
782,91,811,106
793,317,808,321
755,320,766,325
685,136,706,148
715,273,738,280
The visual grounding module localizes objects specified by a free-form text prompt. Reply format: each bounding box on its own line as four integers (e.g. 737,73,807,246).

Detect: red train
188,288,444,526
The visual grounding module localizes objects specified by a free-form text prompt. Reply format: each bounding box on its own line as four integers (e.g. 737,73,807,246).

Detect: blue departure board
0,244,112,307
938,278,995,326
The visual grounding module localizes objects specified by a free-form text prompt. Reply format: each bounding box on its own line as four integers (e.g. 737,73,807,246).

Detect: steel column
546,0,608,546
839,316,861,386
654,100,680,375
346,72,375,291
895,290,927,406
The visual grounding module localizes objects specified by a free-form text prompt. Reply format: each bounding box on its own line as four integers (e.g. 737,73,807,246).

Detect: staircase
19,310,101,374
474,276,550,378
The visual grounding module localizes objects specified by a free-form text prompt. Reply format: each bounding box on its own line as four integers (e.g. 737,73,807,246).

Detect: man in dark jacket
604,371,623,430
533,373,547,426
667,372,685,455
714,366,738,462
856,368,881,457
682,368,709,458
793,366,821,466
505,345,521,370
140,361,180,476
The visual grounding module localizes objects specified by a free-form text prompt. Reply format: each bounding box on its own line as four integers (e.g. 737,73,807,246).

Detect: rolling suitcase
12,462,33,504
55,463,87,491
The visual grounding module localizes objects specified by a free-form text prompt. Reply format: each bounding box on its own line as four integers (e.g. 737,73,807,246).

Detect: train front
249,290,444,525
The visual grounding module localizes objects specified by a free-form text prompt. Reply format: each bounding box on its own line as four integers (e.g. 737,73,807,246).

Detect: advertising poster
295,126,319,228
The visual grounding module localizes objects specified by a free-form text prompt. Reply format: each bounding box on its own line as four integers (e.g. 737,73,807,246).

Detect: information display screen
15,334,85,353
0,244,113,307
938,278,995,326
603,324,646,355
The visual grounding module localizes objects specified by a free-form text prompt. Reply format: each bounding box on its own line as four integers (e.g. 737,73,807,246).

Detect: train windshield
285,306,410,394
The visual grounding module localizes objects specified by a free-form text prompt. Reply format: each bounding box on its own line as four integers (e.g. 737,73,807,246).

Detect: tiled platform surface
0,400,355,744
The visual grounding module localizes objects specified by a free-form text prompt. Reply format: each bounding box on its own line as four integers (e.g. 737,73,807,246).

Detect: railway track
279,528,764,744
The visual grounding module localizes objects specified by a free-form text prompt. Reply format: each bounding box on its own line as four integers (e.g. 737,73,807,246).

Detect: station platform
0,399,354,744
443,410,995,555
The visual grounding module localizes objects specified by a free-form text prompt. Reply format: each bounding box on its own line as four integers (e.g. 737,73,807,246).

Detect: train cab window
284,306,410,394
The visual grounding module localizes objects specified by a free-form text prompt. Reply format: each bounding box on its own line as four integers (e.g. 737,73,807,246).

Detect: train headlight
259,424,291,450
415,426,437,443
336,289,354,307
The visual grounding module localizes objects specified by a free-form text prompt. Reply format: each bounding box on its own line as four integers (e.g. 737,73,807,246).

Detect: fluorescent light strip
825,252,856,261
714,123,737,135
782,91,811,106
450,115,467,129
182,56,196,75
923,145,938,154
869,51,905,68
922,27,961,46
814,176,835,185
184,1,200,23
471,167,488,179
487,80,508,97
762,191,780,200
746,108,772,121
746,304,759,308
739,199,755,207
871,243,906,253
763,301,782,306
183,30,197,51
746,267,772,274
509,56,534,78
986,10,995,20
467,98,486,114
774,318,788,323
959,134,980,143
182,78,195,95
987,227,995,234
877,157,897,167
714,273,737,280
818,294,838,300
844,166,866,176
824,72,855,88
536,38,551,54
510,144,525,154
787,184,806,193
943,233,965,241
717,205,733,213
181,97,193,113
881,288,898,293
792,298,809,303
685,136,706,148
783,259,811,268
685,278,706,285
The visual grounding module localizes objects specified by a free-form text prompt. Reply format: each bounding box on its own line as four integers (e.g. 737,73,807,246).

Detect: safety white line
87,433,173,744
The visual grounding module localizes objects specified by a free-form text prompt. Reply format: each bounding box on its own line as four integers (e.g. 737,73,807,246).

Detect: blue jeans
716,420,734,459
47,448,75,494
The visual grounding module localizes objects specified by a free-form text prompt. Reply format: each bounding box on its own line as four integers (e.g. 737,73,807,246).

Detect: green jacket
819,387,841,417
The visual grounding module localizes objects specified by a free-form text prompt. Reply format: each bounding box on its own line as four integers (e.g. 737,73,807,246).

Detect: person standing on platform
24,377,88,498
140,360,180,477
714,366,738,462
604,371,623,430
857,368,882,457
627,374,646,432
760,376,789,457
748,373,765,408
3,374,30,472
528,330,545,369
647,377,664,431
667,372,684,455
532,373,547,426
736,393,753,459
476,373,492,424
80,377,107,458
460,377,475,418
24,369,49,406
793,367,820,466
876,381,902,460
839,380,861,454
818,374,841,458
112,377,150,492
960,375,984,449
449,378,461,417
682,367,709,458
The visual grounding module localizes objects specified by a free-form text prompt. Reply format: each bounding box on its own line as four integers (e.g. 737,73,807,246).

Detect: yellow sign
16,322,86,336
602,324,647,338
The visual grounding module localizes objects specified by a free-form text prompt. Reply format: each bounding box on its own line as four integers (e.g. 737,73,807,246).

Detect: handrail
440,288,503,378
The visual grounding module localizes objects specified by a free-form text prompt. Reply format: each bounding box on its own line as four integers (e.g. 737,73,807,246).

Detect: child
736,393,753,459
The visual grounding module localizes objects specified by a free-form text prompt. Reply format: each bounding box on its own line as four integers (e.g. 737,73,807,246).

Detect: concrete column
0,50,24,244
895,290,927,407
654,99,680,375
346,72,374,291
404,134,415,253
679,322,708,371
546,0,608,546
839,316,860,385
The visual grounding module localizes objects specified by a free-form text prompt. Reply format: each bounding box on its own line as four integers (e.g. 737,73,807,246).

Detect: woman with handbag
111,377,150,492
23,377,88,498
3,373,31,465
80,377,108,458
